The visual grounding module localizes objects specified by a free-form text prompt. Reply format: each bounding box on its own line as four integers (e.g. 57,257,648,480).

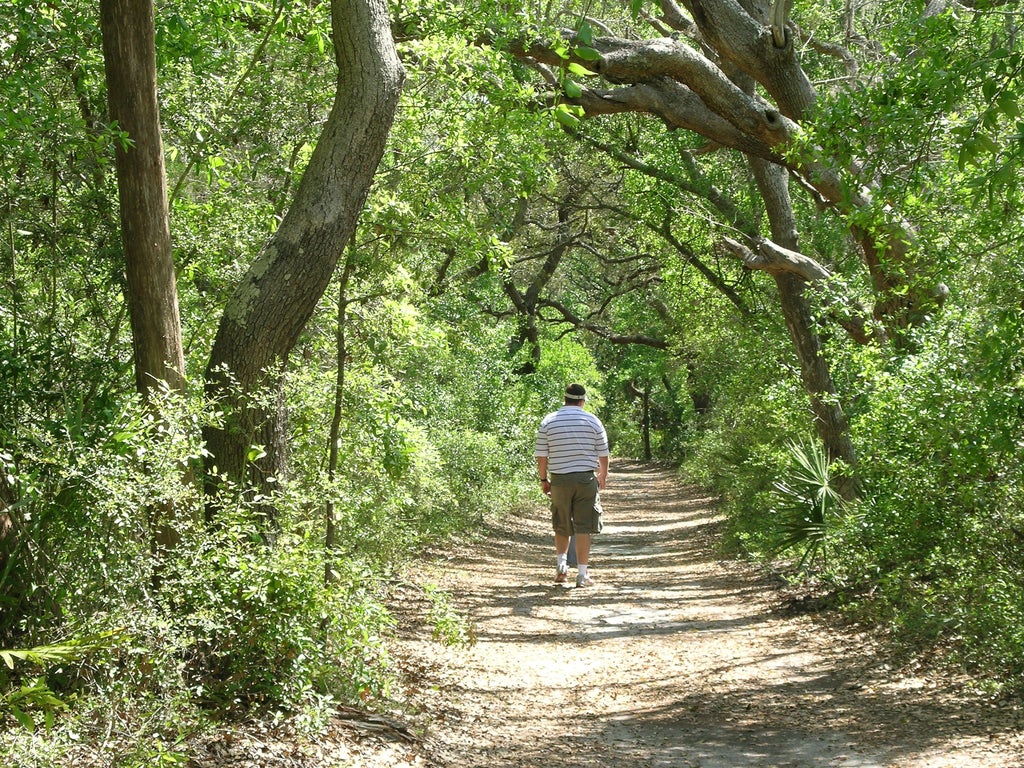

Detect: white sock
577,564,588,577
557,553,568,569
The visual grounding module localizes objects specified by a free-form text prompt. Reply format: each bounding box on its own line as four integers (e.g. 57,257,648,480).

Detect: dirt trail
389,461,1023,768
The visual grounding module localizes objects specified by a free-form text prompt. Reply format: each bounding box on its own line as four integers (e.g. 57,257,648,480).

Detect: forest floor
188,460,1024,768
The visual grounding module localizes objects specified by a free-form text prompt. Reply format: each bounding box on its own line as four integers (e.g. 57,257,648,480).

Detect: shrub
164,515,394,715
832,308,1024,684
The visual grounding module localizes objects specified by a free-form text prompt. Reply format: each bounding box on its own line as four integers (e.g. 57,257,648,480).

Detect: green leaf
996,92,1019,118
976,133,1000,154
958,138,981,170
564,80,583,99
573,46,601,61
577,20,593,46
567,62,597,77
992,161,1015,189
11,704,34,732
553,104,581,128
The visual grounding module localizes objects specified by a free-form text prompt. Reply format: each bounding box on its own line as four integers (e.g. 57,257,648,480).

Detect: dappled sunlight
392,463,1023,768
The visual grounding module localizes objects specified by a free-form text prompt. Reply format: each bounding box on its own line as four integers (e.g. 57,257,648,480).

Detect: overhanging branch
538,298,669,349
721,235,831,281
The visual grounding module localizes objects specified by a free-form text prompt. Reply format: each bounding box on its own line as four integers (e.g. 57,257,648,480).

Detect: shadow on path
402,461,1023,768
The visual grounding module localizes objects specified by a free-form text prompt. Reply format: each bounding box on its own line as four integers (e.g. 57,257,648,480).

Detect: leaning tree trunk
202,0,404,513
749,156,858,495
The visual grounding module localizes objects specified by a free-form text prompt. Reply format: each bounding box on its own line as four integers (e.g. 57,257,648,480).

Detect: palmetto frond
771,441,845,569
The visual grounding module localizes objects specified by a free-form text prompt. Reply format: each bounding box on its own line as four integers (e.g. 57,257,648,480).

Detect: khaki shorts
549,471,603,536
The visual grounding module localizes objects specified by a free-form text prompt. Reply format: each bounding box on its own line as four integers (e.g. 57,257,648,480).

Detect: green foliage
422,584,474,647
0,631,122,671
0,385,204,645
166,520,393,714
1,631,122,732
823,306,1024,680
673,306,808,538
770,441,849,570
3,678,67,734
533,337,603,407
286,286,538,559
432,428,520,529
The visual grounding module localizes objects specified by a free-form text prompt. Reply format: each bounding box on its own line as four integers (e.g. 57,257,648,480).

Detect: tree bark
202,0,404,507
749,156,858,491
99,0,185,397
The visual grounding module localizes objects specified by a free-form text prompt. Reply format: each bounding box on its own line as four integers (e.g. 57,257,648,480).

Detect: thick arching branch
572,81,783,161
671,0,816,118
507,33,797,152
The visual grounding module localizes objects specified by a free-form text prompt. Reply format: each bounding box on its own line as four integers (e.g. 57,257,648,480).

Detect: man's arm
536,456,551,495
597,455,609,489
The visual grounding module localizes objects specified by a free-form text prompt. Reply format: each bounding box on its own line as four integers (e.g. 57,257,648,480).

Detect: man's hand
598,456,609,490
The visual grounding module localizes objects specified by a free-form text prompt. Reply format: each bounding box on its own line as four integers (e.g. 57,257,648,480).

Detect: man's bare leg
554,532,571,556
573,533,591,566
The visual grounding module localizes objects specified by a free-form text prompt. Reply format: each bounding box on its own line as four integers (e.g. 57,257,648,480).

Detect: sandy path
390,461,1023,768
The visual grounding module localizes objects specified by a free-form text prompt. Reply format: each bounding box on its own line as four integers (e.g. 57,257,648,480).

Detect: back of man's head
564,383,586,405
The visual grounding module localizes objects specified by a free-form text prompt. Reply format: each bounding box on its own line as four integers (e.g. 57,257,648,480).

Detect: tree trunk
202,0,404,508
99,0,185,398
641,383,652,461
325,253,356,584
749,156,858,493
100,0,187,550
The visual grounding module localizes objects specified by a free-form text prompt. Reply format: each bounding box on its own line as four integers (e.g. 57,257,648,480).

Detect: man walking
535,384,609,587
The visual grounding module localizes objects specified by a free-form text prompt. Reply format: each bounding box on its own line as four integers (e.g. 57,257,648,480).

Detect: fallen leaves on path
388,461,1024,768
189,461,1023,768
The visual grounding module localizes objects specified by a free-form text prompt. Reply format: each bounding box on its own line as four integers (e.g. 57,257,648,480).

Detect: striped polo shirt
534,405,610,474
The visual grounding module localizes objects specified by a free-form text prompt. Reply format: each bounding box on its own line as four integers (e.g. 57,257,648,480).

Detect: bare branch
721,235,831,281
770,0,789,48
656,0,699,39
538,298,669,349
795,25,858,78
